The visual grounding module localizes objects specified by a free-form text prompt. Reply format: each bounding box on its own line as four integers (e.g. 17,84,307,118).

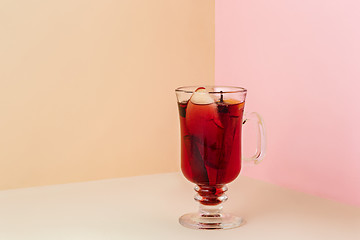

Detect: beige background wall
0,0,214,189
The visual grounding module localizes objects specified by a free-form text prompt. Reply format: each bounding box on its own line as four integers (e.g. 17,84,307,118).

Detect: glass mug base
179,212,245,230
179,190,245,230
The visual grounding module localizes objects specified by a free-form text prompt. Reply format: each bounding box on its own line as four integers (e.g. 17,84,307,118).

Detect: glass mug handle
242,112,266,164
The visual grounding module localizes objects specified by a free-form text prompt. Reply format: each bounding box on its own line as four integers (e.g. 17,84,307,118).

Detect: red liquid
178,100,245,187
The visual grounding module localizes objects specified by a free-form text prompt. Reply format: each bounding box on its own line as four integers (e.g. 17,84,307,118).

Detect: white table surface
0,172,359,240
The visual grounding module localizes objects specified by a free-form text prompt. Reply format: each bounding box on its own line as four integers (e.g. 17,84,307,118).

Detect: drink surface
178,99,245,186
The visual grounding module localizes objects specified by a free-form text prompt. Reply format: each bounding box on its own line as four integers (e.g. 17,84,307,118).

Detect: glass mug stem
179,184,244,229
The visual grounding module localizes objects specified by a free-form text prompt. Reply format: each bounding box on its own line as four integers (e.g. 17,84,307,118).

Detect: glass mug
175,86,266,230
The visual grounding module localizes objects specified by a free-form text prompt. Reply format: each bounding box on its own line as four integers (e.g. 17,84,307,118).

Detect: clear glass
175,86,266,230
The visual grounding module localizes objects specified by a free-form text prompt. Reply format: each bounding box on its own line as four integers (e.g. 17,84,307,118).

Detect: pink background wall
216,0,360,206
